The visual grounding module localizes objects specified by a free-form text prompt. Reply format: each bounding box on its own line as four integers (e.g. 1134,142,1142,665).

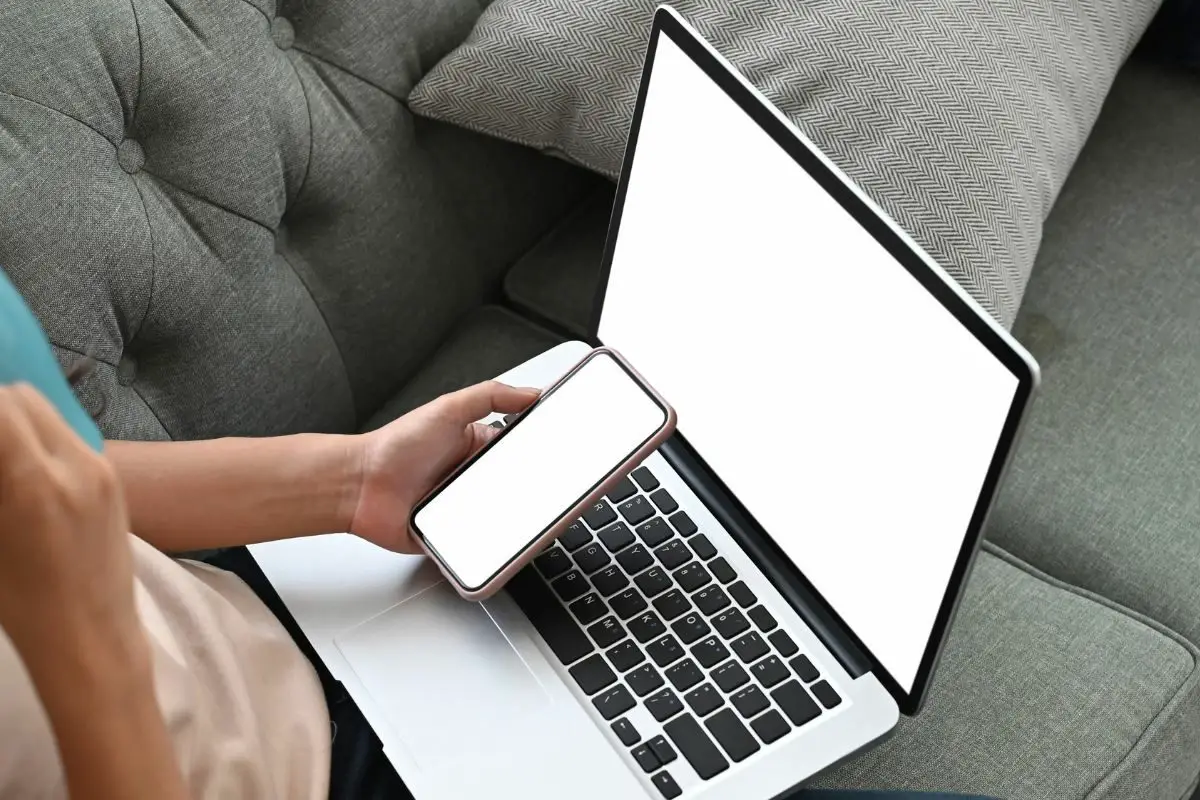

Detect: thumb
443,381,540,424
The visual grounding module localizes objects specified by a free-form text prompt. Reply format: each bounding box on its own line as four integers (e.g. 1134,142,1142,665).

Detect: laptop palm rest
334,581,550,771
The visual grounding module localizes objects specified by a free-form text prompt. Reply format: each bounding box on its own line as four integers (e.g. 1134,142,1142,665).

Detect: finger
443,381,540,423
467,422,501,455
0,385,49,480
5,383,82,455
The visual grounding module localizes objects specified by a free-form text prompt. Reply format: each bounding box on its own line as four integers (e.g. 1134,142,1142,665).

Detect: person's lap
198,547,992,800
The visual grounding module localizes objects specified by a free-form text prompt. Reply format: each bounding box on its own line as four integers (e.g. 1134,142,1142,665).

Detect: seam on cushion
127,175,157,343
290,46,403,104
129,0,144,130
0,90,114,145
981,542,1200,800
142,167,274,234
283,50,315,206
50,342,118,369
129,383,173,439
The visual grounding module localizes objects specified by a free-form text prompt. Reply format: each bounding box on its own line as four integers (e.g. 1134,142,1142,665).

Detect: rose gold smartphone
410,347,677,600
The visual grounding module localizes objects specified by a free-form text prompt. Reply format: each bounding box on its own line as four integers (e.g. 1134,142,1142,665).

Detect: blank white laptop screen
599,33,1020,693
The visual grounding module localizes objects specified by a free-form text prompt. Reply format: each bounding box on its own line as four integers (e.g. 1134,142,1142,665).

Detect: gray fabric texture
989,61,1200,647
363,304,565,430
409,0,1161,329
811,546,1200,800
0,0,598,441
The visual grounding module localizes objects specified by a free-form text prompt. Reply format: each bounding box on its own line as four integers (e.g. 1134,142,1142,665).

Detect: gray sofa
2,1,1198,798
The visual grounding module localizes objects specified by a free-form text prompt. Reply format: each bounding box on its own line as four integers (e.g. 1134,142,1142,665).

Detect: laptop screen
596,19,1028,704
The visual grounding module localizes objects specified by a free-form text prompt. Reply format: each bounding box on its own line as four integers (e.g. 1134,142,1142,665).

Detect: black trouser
201,547,995,800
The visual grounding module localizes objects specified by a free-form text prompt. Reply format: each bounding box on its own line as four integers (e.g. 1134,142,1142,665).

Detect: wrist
303,433,366,535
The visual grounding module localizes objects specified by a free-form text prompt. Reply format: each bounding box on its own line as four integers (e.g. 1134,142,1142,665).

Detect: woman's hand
0,383,139,658
349,381,540,553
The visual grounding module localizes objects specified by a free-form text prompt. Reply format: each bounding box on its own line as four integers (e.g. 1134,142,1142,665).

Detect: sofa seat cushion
362,304,565,430
0,0,597,442
988,61,1200,648
813,546,1200,800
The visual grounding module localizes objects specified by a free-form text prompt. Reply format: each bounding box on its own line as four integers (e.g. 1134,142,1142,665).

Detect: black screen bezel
411,349,670,593
587,8,1037,714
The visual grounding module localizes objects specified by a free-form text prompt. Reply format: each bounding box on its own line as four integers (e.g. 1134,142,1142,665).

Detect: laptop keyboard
507,465,843,798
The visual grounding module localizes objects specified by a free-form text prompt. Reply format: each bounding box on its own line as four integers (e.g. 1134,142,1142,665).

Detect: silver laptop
249,7,1039,799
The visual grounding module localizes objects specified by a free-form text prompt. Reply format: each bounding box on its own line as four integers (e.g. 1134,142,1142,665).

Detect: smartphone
410,347,677,600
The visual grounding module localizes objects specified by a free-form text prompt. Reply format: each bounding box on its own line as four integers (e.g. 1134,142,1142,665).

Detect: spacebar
507,567,594,665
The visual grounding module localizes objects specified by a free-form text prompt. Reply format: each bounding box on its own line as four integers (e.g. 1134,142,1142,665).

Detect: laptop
249,6,1039,799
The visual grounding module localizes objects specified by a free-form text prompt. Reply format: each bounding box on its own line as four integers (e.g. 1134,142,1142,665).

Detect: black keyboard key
649,488,679,514
627,664,665,697
751,709,790,744
507,567,593,665
668,510,697,536
635,567,672,598
648,735,677,766
598,522,635,553
684,683,723,716
652,589,691,621
675,562,712,593
652,771,682,799
705,708,760,762
748,606,778,633
772,681,822,727
569,654,616,695
593,684,636,720
583,500,618,530
612,717,641,746
574,543,611,574
569,593,608,625
632,466,660,491
732,632,769,663
618,495,655,525
811,680,843,709
636,517,674,547
713,608,750,639
769,631,799,657
671,612,711,645
588,616,626,648
617,544,654,575
592,566,630,597
751,655,789,688
607,476,637,503
606,639,645,672
708,557,736,584
647,635,684,667
611,589,648,620
728,581,756,608
534,547,571,579
712,661,750,692
560,520,592,551
789,654,820,682
552,570,589,602
646,687,684,722
731,685,769,718
629,611,667,643
691,636,731,669
694,585,731,616
665,658,704,692
654,540,691,570
687,534,717,560
663,714,729,780
632,744,660,773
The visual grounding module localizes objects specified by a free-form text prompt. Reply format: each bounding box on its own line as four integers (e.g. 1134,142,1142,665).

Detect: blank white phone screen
414,353,668,591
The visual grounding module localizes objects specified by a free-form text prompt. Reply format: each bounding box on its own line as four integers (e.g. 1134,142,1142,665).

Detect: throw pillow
408,0,1160,327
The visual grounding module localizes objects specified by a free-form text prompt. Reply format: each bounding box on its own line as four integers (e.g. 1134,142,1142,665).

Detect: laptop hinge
659,435,872,681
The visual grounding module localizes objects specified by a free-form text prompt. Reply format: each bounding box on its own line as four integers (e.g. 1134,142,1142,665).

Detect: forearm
107,436,363,553
19,620,189,800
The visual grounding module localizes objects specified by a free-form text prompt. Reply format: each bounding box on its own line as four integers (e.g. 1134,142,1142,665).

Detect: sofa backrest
0,0,594,441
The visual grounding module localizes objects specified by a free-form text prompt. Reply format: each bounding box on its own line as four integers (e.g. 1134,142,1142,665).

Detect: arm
0,384,189,800
106,435,362,553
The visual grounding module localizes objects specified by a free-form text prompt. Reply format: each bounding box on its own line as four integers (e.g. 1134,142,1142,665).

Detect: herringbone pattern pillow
408,0,1160,327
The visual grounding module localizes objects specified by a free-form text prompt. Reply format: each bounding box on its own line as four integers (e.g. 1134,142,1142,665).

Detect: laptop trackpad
334,581,549,770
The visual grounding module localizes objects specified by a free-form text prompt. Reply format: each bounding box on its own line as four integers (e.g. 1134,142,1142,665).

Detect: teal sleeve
0,268,105,453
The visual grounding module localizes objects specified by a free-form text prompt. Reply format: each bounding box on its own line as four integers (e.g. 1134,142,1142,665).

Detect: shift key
506,567,594,665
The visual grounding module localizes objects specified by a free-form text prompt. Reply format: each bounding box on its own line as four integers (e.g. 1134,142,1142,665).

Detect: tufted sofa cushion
0,0,598,441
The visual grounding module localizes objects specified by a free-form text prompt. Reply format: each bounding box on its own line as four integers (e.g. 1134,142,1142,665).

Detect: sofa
2,1,1198,798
